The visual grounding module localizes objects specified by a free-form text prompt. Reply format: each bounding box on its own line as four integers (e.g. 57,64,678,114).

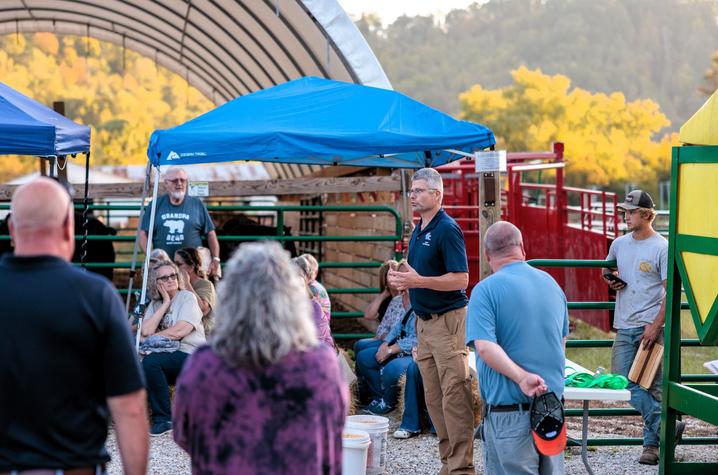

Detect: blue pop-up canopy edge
0,82,90,156
147,76,495,168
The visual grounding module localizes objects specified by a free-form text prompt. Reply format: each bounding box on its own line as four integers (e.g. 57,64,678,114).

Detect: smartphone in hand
603,272,628,288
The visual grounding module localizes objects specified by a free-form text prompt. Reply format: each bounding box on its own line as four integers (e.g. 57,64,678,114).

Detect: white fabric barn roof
0,0,391,179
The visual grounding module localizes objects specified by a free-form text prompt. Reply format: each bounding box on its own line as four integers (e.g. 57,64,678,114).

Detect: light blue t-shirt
466,261,569,406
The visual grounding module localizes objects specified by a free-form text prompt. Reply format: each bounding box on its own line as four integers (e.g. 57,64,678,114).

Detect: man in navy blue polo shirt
389,168,474,475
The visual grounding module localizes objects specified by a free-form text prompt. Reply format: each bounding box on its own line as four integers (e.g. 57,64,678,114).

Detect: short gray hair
164,166,187,179
411,168,443,193
212,241,317,368
484,221,523,257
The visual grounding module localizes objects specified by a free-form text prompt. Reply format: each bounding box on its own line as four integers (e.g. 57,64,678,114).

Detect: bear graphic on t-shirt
164,219,185,234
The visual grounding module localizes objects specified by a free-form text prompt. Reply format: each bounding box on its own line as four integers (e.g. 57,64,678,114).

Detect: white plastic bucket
342,429,371,475
345,415,389,475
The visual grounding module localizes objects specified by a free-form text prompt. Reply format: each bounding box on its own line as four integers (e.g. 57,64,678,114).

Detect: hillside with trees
358,0,718,129
0,33,213,182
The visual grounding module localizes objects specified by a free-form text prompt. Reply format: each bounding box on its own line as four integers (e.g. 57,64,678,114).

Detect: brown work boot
639,445,659,465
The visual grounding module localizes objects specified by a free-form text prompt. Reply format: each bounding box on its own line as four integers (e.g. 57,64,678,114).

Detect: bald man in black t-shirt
0,178,148,475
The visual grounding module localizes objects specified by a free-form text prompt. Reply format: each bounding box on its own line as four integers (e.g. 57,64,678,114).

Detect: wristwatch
212,256,220,262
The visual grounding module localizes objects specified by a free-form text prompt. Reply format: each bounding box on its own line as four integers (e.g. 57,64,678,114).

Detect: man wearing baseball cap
467,222,568,474
602,189,681,465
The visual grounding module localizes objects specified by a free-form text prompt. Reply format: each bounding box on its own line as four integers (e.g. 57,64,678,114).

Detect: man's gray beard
170,191,186,201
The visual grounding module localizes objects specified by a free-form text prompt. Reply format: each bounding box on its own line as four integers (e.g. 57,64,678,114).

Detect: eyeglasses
156,273,178,283
407,188,437,196
165,178,187,185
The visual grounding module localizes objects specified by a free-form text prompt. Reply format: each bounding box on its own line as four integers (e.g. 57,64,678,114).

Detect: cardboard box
628,342,664,389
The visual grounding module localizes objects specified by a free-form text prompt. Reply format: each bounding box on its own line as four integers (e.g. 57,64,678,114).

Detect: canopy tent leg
80,152,91,268
135,165,162,353
125,162,153,313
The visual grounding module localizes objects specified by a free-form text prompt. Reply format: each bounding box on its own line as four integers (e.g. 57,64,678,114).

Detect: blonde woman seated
141,260,206,436
173,242,347,474
174,247,217,336
300,253,331,321
292,256,334,347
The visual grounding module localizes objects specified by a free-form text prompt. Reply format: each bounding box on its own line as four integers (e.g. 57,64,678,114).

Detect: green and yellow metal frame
660,145,718,474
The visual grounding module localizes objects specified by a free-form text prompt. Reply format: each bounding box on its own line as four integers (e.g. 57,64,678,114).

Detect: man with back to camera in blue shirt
467,221,568,475
388,167,474,475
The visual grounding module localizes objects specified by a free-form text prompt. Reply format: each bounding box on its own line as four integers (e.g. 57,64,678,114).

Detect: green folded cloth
564,368,629,390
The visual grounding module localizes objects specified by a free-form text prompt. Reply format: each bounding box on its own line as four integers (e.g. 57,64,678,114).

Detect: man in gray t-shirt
139,167,221,278
602,190,676,466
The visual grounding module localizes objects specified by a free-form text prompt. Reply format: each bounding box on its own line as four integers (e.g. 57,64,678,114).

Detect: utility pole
53,101,68,182
476,150,505,280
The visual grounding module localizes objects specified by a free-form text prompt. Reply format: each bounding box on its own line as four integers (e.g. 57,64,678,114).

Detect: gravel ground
106,408,718,474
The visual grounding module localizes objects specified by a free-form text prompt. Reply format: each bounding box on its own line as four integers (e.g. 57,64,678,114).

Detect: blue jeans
354,338,382,354
611,326,663,447
399,361,434,433
480,408,564,475
356,347,413,408
142,350,189,424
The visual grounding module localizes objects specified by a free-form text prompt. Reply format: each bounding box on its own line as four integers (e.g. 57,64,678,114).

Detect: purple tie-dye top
173,344,348,475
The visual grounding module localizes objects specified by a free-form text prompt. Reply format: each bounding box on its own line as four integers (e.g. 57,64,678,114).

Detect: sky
337,0,482,25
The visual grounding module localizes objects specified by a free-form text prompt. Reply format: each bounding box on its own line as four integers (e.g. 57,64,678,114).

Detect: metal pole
80,151,91,268
125,161,153,313
135,165,161,352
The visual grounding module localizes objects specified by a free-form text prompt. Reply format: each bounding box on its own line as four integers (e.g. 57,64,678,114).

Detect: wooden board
628,342,664,389
0,175,402,200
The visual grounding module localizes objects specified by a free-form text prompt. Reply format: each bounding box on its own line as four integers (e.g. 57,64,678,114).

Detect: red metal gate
438,143,618,331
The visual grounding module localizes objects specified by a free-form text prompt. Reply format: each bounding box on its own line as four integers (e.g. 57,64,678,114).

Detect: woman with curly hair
140,260,205,436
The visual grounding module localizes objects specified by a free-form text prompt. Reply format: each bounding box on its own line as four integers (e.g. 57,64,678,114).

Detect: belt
485,402,531,413
416,309,452,321
1,465,105,475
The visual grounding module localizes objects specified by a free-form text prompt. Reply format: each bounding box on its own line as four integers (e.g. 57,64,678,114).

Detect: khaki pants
416,306,475,475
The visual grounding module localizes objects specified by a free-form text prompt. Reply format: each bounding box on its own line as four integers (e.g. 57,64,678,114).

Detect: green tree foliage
460,67,677,196
0,32,213,182
357,0,718,129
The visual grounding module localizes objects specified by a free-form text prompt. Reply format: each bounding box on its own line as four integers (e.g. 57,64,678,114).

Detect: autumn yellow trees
460,67,677,196
0,33,213,182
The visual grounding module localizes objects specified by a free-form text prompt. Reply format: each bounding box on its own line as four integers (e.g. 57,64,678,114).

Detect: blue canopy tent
0,81,94,266
0,81,90,157
133,77,495,345
147,76,495,168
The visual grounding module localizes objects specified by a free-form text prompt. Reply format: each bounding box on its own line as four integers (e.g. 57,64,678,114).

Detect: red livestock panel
437,143,618,332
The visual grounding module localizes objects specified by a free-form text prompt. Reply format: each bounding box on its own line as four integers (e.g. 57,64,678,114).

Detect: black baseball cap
617,190,654,211
530,391,566,456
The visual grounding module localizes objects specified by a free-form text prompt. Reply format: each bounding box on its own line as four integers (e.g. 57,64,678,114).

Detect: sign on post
188,181,209,197
475,150,505,280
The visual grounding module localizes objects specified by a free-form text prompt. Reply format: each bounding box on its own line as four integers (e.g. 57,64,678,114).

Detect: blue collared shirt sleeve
396,312,417,354
562,297,569,338
441,221,469,274
198,200,215,234
466,282,497,348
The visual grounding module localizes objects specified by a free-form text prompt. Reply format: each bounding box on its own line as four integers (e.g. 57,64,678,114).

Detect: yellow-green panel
680,90,718,145
681,251,718,323
678,163,718,238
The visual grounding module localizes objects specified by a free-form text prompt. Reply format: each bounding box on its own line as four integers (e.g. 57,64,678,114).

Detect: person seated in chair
354,259,404,355
174,247,217,336
355,291,416,415
140,260,206,436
